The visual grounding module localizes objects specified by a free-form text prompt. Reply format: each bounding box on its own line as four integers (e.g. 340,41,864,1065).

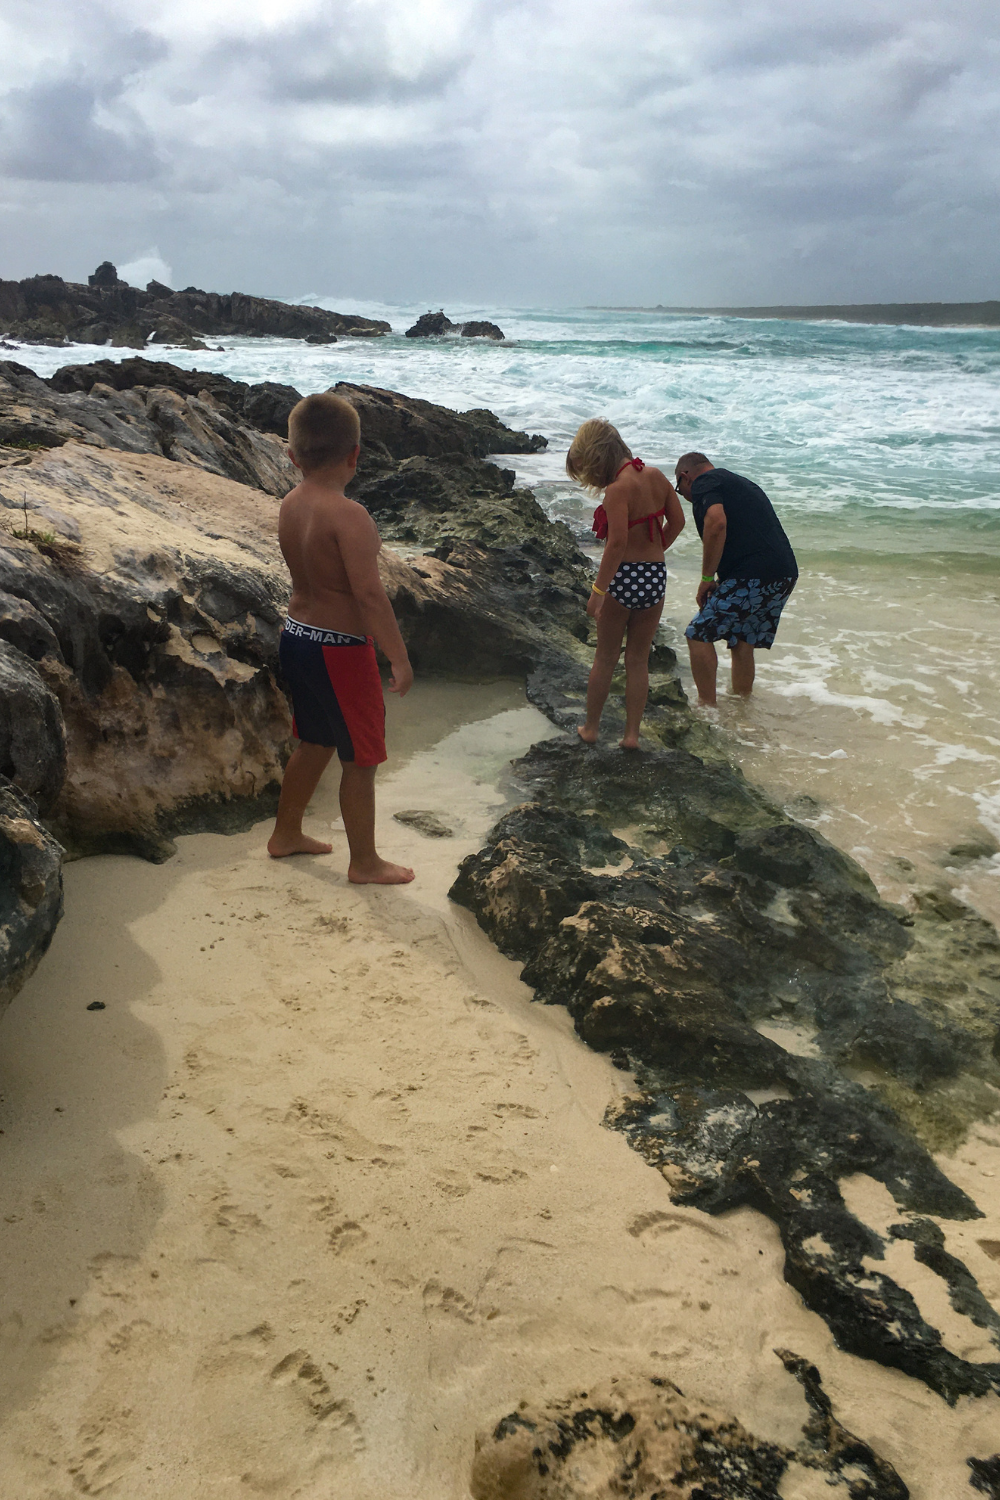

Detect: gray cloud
0,0,997,302
0,81,162,183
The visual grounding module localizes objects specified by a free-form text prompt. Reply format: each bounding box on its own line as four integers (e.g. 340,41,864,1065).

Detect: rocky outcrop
405,311,456,337
48,357,304,441
471,1354,908,1499
0,445,293,860
336,381,545,460
0,360,297,495
461,320,505,340
0,264,389,347
0,778,63,1019
404,311,507,340
4,362,545,483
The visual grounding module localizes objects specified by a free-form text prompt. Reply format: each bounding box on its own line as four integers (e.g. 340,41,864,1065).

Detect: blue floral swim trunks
685,576,796,650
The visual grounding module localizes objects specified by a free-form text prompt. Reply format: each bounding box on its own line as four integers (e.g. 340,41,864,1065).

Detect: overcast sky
1,0,998,306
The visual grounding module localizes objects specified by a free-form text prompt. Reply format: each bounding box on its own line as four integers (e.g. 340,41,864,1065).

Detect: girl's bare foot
619,735,640,750
577,725,599,744
267,833,333,857
348,858,415,885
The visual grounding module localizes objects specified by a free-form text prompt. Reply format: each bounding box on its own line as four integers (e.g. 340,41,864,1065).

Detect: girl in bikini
566,419,685,749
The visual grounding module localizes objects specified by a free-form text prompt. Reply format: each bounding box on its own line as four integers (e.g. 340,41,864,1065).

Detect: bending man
674,453,798,706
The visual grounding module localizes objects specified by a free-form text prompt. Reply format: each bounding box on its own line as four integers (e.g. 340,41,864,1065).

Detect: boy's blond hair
565,418,632,493
287,392,361,473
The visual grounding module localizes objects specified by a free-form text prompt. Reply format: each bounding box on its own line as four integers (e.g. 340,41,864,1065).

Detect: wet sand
657,546,1000,930
2,682,999,1498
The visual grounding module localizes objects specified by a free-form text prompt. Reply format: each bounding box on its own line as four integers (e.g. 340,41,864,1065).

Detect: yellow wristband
591,583,607,595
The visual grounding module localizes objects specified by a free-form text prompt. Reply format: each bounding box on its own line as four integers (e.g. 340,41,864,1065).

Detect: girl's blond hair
565,418,632,493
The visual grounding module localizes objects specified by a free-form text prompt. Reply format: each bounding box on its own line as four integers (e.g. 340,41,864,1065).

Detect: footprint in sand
67,1409,140,1496
435,1169,472,1198
627,1209,725,1242
328,1220,368,1256
191,1327,364,1493
422,1280,478,1323
270,1350,363,1434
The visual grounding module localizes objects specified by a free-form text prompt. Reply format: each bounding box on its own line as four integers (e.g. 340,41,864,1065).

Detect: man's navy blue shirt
690,468,798,583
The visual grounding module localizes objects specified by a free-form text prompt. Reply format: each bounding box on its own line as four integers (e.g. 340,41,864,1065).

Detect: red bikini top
591,458,666,544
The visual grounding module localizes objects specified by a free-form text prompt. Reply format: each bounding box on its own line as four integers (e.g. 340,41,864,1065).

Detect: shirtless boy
267,392,415,884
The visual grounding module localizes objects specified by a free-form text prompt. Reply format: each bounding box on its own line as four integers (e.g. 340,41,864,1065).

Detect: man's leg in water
730,641,756,697
268,741,335,856
687,638,719,707
578,597,629,744
621,602,663,748
340,764,414,885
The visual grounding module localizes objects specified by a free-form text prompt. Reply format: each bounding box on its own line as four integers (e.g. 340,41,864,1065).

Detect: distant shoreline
593,301,1000,328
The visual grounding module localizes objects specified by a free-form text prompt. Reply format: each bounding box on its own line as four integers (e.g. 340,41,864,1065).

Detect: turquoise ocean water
13,303,1000,919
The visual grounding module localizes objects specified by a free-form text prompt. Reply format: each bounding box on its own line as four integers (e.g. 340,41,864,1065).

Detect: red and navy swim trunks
279,616,386,766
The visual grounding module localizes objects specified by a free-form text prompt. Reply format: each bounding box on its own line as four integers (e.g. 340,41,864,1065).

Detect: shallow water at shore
660,539,1000,926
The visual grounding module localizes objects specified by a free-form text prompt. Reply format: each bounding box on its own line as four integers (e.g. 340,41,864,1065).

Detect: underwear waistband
283,616,370,647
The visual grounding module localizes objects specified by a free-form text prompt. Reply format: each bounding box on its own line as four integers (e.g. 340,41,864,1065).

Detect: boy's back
278,478,380,636
266,391,414,884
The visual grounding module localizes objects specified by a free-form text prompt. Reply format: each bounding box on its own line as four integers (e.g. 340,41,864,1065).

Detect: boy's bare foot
348,858,415,885
267,833,333,857
577,725,599,744
619,735,640,750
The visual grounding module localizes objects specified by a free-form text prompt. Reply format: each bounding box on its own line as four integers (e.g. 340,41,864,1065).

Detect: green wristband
701,573,715,582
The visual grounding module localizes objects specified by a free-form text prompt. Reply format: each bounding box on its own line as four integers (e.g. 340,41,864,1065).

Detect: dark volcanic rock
44,365,545,462
377,543,589,679
0,640,66,808
0,265,388,345
48,355,249,406
451,735,1000,1403
471,1354,908,1499
461,320,505,340
404,311,457,337
1,360,296,495
88,261,120,289
241,381,302,438
335,381,546,460
165,287,387,341
146,315,209,350
0,778,63,1017
969,1455,1000,1497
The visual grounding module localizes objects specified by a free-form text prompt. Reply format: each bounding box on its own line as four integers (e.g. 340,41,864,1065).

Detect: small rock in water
404,311,457,338
86,1001,106,1011
393,810,454,838
460,320,505,341
948,835,1000,863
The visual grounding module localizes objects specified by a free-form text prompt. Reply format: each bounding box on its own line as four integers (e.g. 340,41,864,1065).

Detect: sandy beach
2,682,999,1498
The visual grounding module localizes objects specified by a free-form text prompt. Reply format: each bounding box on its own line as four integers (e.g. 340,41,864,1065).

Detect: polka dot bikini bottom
607,560,667,609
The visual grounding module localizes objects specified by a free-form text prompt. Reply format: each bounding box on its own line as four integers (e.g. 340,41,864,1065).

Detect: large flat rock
0,445,294,860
